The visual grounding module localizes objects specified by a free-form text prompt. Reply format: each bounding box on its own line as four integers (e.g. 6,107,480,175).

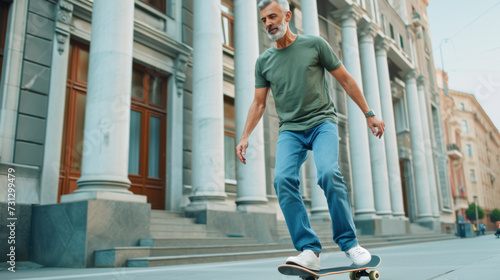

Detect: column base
237,204,275,214
184,200,235,213
416,217,441,231
188,192,228,204
310,208,331,222
30,200,150,267
61,190,147,204
184,203,278,243
236,196,268,206
355,216,410,235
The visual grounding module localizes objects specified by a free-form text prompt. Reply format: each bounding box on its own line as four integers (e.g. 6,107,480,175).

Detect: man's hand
236,138,249,164
367,116,385,138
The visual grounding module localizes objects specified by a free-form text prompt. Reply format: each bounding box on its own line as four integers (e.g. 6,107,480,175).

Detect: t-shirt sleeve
255,57,270,88
317,37,342,72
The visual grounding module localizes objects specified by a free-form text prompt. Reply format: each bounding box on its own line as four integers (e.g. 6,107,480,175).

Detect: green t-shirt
255,34,342,132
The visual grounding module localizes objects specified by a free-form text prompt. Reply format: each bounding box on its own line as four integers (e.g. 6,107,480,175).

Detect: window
394,95,409,133
224,97,236,180
460,103,465,111
372,0,380,24
221,0,234,49
399,34,404,49
470,170,476,182
467,144,472,156
389,23,395,40
141,0,167,13
462,120,469,134
381,14,386,34
0,2,9,78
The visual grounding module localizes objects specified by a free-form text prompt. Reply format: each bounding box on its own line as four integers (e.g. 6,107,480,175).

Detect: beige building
437,70,500,229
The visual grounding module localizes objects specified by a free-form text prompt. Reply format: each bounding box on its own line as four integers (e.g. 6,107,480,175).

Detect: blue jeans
274,121,358,253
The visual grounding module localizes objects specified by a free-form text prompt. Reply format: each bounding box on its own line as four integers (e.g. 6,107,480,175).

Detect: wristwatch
364,109,375,118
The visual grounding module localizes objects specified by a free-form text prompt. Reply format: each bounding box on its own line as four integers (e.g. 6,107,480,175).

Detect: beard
266,17,287,41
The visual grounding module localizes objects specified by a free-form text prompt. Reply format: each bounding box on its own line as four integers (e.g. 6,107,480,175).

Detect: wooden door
58,42,167,209
58,42,89,200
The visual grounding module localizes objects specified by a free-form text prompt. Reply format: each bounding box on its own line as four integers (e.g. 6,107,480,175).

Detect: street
2,235,499,280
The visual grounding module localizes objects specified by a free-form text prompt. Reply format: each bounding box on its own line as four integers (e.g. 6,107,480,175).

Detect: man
236,0,385,271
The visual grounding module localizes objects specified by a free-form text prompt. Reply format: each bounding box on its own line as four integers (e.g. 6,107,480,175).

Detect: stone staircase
94,211,458,268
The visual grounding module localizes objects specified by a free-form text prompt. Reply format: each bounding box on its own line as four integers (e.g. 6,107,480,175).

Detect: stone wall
14,0,55,167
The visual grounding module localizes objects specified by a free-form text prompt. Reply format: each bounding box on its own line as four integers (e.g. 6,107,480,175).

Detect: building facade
0,0,456,266
437,70,500,230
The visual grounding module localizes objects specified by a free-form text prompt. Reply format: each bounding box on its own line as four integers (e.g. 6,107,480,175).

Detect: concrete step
95,243,294,267
149,223,207,232
150,218,197,225
150,230,221,239
124,233,457,267
139,237,259,247
150,210,185,219
410,223,436,234
126,249,299,267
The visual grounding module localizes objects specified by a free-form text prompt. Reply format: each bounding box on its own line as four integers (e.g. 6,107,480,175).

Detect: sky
426,0,500,131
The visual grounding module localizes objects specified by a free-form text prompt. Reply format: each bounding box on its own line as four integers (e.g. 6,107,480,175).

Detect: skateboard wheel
349,271,361,280
369,270,380,280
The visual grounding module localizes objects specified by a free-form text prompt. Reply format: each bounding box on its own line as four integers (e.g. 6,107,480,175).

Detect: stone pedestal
355,216,409,235
30,200,150,267
185,203,277,243
0,203,32,262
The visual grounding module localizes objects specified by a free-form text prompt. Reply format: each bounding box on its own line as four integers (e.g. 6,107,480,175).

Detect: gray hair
257,0,290,15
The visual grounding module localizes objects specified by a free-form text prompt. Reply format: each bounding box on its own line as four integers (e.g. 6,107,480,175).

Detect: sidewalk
2,234,499,280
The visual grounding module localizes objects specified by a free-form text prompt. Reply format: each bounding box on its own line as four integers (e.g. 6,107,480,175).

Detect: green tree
490,208,500,223
465,203,485,222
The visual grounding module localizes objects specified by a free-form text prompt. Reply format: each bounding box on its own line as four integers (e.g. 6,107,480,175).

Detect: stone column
405,70,433,222
301,0,320,36
40,0,73,204
375,36,405,217
335,8,376,219
189,0,227,204
300,0,329,219
417,76,440,218
62,0,146,203
234,0,268,210
358,22,392,217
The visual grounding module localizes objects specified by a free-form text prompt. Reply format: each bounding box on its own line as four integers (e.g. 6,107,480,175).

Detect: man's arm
329,65,385,138
236,87,269,164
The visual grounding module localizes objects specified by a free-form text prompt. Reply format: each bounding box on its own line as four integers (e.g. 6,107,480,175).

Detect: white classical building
0,0,454,267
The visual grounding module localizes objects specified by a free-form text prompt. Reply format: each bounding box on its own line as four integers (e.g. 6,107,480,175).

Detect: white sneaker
345,245,371,266
286,250,321,271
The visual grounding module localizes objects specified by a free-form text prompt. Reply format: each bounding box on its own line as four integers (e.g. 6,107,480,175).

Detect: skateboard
278,255,381,280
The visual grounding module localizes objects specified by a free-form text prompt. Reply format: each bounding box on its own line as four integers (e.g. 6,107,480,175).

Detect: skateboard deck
278,255,381,280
